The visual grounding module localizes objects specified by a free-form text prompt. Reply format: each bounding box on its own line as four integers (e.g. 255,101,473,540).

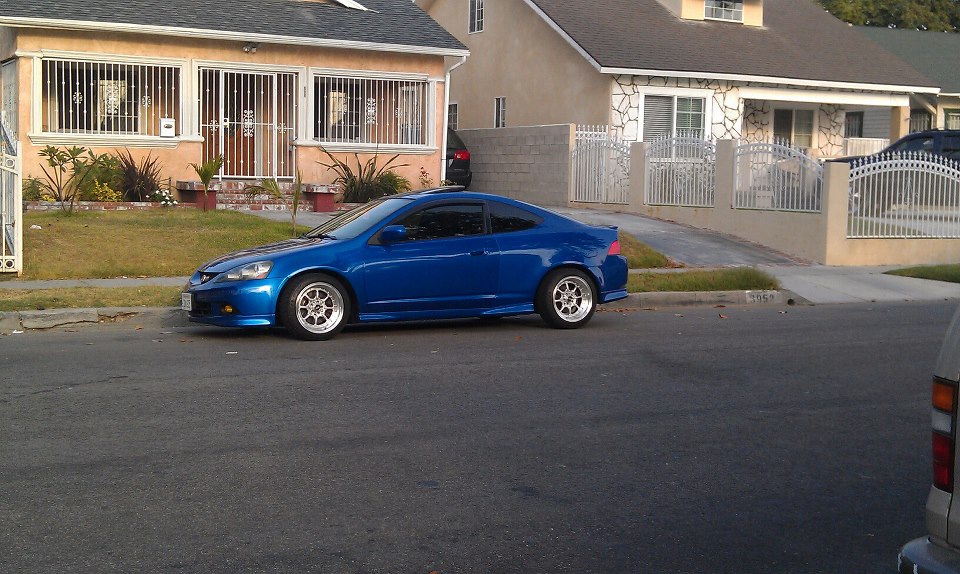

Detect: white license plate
181,292,193,312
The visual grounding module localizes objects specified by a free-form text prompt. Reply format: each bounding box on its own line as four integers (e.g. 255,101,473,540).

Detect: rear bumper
899,536,960,574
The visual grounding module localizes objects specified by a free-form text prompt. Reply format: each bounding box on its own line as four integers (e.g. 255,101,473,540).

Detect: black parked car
833,129,960,165
445,128,472,189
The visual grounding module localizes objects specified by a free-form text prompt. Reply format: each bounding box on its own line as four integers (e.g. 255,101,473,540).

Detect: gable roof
525,0,937,93
0,0,468,56
856,27,960,95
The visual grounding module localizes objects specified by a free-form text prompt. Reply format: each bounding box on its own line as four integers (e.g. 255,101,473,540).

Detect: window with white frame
705,0,743,21
314,73,430,146
469,0,484,33
494,97,506,128
448,103,458,131
773,109,814,148
40,58,181,136
946,110,960,130
642,94,705,141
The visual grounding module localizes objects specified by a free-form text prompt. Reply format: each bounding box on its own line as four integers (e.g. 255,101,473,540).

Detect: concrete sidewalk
2,206,958,333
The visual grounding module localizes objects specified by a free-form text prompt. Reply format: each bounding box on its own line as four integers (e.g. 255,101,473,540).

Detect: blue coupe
181,188,629,340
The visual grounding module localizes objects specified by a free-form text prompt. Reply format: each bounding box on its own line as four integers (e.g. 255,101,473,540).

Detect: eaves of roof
0,0,469,57
525,0,938,94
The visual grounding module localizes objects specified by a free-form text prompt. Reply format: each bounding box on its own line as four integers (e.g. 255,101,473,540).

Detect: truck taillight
932,377,957,492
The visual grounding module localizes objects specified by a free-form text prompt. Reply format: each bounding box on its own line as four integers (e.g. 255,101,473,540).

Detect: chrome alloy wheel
552,275,594,323
295,281,345,334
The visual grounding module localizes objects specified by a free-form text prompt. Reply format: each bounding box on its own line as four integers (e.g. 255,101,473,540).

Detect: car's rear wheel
537,268,596,329
279,274,351,340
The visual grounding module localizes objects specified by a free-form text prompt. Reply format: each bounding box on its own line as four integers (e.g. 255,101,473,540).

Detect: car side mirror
379,225,407,243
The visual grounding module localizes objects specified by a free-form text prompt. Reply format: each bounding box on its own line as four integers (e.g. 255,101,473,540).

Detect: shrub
116,149,165,201
33,145,108,212
319,148,410,203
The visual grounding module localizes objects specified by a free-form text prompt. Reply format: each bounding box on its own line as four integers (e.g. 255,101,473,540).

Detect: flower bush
153,189,178,207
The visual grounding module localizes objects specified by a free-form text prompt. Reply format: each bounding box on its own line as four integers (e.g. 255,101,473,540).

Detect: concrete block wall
456,124,573,207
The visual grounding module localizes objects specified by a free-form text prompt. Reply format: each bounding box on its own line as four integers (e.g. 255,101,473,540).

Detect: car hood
200,237,332,272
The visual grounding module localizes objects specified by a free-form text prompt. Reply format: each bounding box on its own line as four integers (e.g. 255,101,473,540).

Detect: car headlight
219,261,273,282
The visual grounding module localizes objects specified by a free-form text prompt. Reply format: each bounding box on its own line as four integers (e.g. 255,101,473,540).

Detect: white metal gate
571,125,630,204
0,120,21,275
848,152,960,238
734,141,822,212
198,69,297,179
644,136,716,207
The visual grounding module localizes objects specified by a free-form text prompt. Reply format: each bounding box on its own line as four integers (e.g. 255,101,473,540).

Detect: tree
815,0,960,32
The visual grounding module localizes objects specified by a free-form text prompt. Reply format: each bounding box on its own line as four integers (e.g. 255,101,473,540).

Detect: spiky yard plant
115,149,165,202
319,148,410,203
244,171,305,236
189,154,224,212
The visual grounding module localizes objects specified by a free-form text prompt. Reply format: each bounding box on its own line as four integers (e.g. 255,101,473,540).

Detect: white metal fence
848,152,960,239
644,136,716,207
843,137,888,157
571,125,630,204
734,142,823,212
0,121,21,274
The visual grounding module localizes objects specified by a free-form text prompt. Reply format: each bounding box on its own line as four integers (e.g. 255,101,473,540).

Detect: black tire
536,268,597,329
278,274,351,341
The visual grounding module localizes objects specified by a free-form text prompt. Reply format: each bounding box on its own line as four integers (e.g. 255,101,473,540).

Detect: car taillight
932,377,958,492
607,240,621,256
453,150,470,161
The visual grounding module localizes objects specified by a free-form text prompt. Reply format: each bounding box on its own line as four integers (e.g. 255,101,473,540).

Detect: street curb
599,289,800,310
1,306,189,334
2,290,801,333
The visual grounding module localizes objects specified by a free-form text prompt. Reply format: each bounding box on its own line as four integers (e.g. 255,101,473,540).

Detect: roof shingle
0,0,467,54
528,0,935,89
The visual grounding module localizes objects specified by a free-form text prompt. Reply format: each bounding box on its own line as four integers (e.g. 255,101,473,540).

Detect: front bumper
899,536,960,574
183,277,282,328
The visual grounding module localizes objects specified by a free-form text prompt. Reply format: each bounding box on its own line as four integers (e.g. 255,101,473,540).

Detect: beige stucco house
0,0,468,190
419,0,939,158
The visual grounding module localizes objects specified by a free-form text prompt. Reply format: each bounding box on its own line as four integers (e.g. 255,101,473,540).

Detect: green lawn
886,264,960,284
18,209,306,280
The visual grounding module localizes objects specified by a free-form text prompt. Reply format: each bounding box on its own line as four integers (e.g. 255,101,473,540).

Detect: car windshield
303,197,411,240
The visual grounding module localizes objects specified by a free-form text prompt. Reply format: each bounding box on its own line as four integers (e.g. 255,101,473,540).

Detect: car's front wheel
279,274,351,340
537,268,597,329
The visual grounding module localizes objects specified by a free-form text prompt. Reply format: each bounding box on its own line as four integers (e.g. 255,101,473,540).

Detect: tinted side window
398,204,484,240
891,136,934,153
489,201,543,233
942,136,960,160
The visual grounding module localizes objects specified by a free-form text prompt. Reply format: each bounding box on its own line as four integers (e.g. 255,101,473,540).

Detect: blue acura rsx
181,188,629,340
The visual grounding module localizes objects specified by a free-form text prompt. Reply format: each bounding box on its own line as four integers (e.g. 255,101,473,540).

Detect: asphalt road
2,301,955,573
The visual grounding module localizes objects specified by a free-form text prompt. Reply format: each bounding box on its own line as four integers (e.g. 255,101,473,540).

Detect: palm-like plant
189,155,224,211
244,171,305,236
319,148,410,203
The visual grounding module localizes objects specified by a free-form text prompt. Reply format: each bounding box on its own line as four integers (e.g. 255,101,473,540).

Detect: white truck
900,305,960,573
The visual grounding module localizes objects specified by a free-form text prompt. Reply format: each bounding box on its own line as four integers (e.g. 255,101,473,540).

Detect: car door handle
470,250,488,256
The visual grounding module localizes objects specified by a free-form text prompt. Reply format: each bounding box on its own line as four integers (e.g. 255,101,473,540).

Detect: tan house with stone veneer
419,0,938,157
0,0,468,194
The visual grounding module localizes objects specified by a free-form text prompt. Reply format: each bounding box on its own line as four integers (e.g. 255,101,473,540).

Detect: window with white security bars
314,75,430,147
41,58,181,136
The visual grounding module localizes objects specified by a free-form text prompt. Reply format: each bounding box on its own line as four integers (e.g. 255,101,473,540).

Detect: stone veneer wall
456,125,574,207
613,76,848,157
